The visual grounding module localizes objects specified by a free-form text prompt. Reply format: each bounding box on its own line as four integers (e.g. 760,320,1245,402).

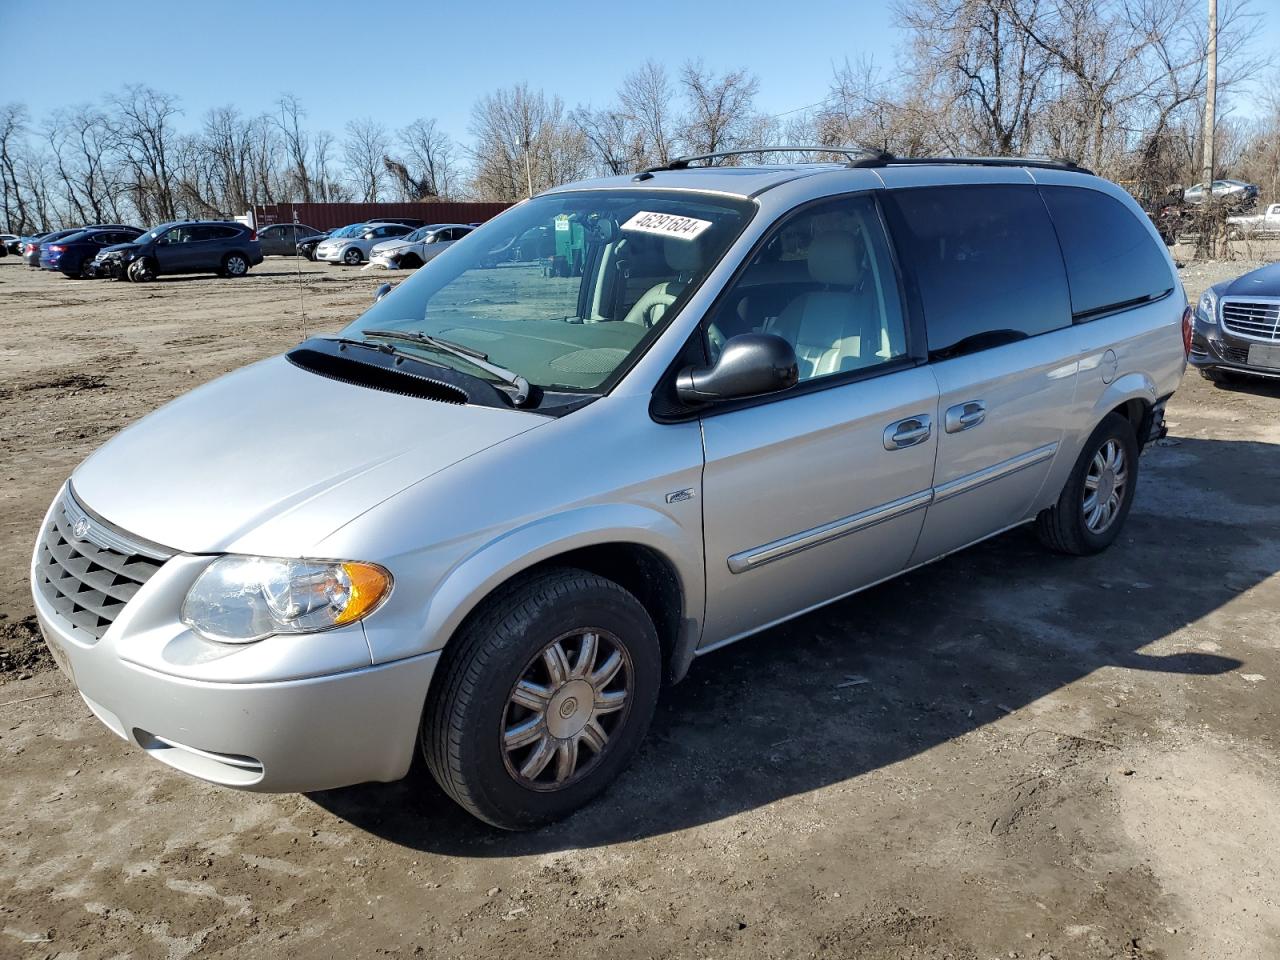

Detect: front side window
886,185,1071,359
1039,186,1174,319
704,194,908,381
345,190,754,395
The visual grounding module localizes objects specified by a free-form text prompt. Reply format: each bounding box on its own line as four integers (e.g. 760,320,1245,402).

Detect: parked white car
369,223,474,269
1228,202,1280,239
316,222,415,265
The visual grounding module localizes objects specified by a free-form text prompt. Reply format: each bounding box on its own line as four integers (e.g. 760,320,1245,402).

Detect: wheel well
1109,398,1151,440
478,543,684,670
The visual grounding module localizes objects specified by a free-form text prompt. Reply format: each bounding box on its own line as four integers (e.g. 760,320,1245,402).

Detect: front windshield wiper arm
362,329,532,406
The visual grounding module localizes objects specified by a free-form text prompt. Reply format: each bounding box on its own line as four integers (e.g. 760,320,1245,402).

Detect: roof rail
870,155,1094,175
639,149,1093,177
641,146,892,173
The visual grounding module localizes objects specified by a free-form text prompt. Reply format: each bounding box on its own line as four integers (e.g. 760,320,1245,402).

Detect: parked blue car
40,226,143,277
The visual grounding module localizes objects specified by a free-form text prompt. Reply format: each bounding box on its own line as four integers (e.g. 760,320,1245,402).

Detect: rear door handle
883,414,933,450
944,400,986,433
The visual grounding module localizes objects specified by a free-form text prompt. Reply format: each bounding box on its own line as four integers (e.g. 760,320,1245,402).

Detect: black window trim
650,188,926,425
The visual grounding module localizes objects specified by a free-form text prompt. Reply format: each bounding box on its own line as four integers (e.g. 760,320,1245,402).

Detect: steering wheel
622,283,681,328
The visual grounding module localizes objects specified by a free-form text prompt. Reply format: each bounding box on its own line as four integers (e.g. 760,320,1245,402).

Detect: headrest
664,237,703,274
807,231,861,286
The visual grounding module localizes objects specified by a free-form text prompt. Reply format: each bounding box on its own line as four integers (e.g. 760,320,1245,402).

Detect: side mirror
676,333,799,404
373,282,392,303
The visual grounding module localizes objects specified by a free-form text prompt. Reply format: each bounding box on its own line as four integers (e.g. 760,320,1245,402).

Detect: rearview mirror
676,333,799,404
373,282,392,303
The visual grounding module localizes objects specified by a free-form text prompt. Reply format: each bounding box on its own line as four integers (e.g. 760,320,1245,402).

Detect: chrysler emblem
72,517,92,541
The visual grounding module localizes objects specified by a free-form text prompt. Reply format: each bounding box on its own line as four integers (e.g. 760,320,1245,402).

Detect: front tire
1036,413,1139,556
342,247,363,266
422,568,661,830
127,257,156,282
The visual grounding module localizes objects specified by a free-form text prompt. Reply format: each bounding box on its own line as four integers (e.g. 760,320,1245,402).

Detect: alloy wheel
1082,438,1128,533
500,629,632,791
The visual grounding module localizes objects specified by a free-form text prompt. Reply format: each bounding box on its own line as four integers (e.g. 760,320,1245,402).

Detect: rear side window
886,185,1071,359
1039,186,1173,319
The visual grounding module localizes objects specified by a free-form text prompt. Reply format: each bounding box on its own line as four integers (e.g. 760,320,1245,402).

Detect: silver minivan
31,151,1188,829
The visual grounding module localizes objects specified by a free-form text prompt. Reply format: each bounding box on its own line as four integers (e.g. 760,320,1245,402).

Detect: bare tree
275,93,313,203
343,117,391,202
469,84,591,200
0,103,34,231
390,117,460,199
678,60,763,159
108,84,182,223
619,61,676,166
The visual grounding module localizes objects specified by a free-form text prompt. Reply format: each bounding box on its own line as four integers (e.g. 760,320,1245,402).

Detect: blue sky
1,0,1275,145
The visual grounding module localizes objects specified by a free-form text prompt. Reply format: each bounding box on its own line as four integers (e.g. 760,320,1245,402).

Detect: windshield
345,190,753,395
331,224,364,238
405,226,432,242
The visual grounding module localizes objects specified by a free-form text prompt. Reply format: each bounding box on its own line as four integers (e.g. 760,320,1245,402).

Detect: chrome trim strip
727,489,934,574
63,483,176,561
932,442,1059,504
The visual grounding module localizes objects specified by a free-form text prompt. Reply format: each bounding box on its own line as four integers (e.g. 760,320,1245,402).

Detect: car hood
371,240,411,256
1223,263,1280,298
71,355,547,555
97,241,142,257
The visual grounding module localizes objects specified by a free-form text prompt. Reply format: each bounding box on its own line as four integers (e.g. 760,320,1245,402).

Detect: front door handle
883,414,933,450
944,400,987,433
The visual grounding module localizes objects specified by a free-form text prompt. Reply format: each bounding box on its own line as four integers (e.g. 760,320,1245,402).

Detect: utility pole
1199,0,1218,258
522,136,532,199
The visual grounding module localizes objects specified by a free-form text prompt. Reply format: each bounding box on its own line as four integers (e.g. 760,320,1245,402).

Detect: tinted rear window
1039,186,1173,318
886,185,1071,359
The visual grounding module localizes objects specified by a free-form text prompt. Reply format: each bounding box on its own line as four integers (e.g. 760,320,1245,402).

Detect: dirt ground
1,248,1279,960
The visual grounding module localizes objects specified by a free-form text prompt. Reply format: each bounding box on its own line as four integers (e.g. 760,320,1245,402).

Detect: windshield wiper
362,329,532,406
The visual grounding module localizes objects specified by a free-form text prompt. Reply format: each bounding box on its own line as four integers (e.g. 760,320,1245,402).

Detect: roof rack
872,155,1094,175
638,148,1093,177
641,146,892,174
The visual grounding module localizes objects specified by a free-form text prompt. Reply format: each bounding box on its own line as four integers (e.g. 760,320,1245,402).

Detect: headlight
181,556,392,643
1197,288,1218,324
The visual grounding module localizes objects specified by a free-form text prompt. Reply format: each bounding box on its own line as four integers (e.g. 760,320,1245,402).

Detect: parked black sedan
296,227,337,261
1190,262,1280,384
42,226,144,277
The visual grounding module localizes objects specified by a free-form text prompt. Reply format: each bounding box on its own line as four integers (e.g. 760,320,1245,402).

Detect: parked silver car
31,150,1187,829
368,223,474,269
315,222,414,265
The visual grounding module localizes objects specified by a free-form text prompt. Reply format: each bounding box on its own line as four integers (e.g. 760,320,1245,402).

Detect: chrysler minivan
32,151,1187,829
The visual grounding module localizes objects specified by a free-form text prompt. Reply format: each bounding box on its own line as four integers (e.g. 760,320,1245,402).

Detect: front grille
1221,299,1280,341
35,489,173,641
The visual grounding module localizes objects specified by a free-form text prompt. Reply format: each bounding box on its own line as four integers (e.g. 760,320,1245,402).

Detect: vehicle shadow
1207,375,1280,400
310,435,1268,854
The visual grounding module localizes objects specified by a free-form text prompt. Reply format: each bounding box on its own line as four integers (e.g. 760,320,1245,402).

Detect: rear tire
1036,413,1139,556
221,252,249,277
422,568,661,830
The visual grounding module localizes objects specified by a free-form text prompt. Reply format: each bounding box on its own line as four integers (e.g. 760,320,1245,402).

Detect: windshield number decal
621,211,713,241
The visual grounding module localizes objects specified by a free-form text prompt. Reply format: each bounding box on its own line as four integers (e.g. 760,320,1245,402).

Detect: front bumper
315,247,345,262
30,492,437,793
1189,325,1280,379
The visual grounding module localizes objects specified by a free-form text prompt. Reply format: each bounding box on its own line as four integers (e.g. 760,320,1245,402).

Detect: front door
881,184,1079,563
697,194,939,648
